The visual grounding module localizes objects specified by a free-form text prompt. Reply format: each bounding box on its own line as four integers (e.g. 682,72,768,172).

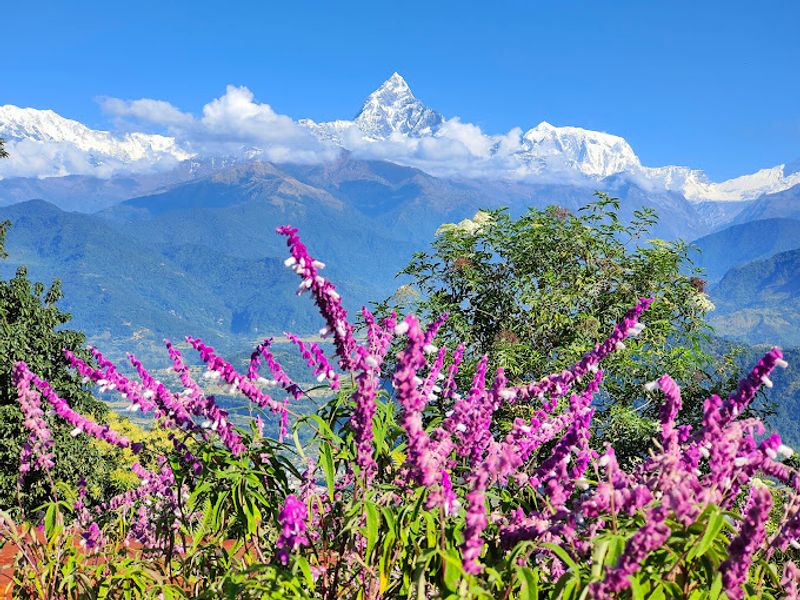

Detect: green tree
0,220,122,514
391,194,743,463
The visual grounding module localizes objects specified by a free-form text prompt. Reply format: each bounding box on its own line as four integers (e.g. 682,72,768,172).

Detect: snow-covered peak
650,163,800,202
376,72,412,96
0,104,193,179
518,121,641,178
296,74,800,201
353,73,443,139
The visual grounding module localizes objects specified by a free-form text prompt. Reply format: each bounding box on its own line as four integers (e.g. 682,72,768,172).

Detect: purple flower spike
721,483,773,600
14,362,55,478
276,494,309,565
17,362,136,452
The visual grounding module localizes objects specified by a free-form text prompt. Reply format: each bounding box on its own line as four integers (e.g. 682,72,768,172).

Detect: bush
3,225,800,599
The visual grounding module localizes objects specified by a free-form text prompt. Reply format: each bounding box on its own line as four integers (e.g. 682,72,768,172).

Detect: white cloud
333,118,538,181
0,138,185,179
99,97,194,128
101,85,340,165
1,85,612,184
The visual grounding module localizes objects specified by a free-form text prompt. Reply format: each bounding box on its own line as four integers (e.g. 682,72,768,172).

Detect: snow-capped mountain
514,121,641,178
301,74,643,181
354,72,443,139
0,104,192,178
1,73,798,203
299,72,443,144
657,164,800,202
300,74,800,201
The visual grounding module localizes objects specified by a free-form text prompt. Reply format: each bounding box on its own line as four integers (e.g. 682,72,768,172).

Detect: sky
1,0,799,180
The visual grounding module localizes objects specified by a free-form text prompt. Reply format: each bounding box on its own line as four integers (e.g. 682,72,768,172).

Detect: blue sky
2,0,799,180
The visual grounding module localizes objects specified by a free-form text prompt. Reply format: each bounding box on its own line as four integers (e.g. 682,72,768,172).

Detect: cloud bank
98,86,540,180
100,85,341,165
1,83,627,186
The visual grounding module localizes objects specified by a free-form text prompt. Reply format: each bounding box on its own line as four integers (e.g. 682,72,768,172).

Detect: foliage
3,225,800,599
389,195,751,462
0,214,166,515
0,220,128,515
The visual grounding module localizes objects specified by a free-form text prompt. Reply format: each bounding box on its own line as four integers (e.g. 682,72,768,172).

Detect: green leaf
295,555,314,588
44,502,59,538
440,548,464,592
629,575,645,600
650,586,666,600
320,442,335,502
591,539,610,578
292,429,306,461
688,508,725,561
516,567,539,600
364,501,379,560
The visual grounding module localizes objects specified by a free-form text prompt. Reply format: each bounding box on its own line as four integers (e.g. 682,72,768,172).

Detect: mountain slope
691,218,800,282
280,157,717,241
0,157,722,357
732,183,800,223
0,168,199,212
100,161,419,285
0,200,324,358
708,247,800,347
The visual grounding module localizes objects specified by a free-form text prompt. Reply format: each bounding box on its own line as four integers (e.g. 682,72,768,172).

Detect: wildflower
721,483,773,599
14,362,55,476
276,495,309,565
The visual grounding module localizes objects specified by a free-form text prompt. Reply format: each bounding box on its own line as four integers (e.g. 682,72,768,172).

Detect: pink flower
14,362,55,477
277,225,358,371
276,494,309,565
721,483,773,600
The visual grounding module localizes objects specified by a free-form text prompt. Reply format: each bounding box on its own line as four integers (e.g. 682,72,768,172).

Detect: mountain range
2,73,799,204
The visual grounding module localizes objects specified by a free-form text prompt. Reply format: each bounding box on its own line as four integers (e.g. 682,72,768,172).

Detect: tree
391,194,746,463
0,220,124,514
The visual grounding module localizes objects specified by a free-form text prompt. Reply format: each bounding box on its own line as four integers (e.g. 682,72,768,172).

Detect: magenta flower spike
14,362,55,477
591,505,671,598
276,494,309,565
277,225,358,371
16,361,140,453
285,332,340,390
721,483,773,600
165,340,246,456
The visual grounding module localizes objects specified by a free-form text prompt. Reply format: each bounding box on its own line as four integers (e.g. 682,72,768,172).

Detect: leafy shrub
3,225,800,599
